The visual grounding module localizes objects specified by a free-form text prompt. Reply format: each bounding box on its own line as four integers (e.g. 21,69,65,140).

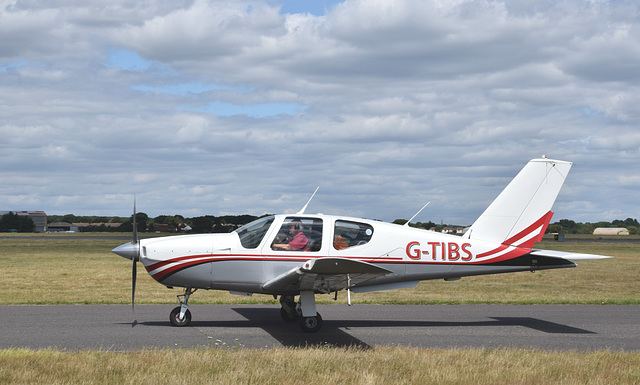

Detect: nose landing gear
170,287,196,327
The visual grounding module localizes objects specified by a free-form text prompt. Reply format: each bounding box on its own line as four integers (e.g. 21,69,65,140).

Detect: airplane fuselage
135,213,574,295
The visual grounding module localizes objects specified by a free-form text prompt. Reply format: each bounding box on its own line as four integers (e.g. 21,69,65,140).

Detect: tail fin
463,158,572,248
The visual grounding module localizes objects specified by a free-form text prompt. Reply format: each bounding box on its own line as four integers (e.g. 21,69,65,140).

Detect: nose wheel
170,306,192,327
170,287,196,327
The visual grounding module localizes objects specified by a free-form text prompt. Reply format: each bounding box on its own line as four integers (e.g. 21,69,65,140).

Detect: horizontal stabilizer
262,258,391,295
530,249,613,261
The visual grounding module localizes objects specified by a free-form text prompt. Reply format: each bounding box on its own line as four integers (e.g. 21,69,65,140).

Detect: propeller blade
131,197,139,312
133,196,139,245
132,256,137,311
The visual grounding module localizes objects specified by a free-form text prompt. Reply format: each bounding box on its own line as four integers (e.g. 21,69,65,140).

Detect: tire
170,306,192,327
280,307,300,323
298,313,323,333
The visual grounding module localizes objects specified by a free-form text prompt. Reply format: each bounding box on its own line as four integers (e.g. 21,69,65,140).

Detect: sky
1,0,639,225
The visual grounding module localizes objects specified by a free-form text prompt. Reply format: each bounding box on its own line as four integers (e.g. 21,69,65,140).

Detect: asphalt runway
1,304,638,351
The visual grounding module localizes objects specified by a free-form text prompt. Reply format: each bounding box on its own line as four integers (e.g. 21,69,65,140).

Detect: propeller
111,198,140,312
131,198,139,312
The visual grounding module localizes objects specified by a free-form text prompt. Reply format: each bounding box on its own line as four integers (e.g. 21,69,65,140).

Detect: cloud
1,0,639,225
178,101,308,117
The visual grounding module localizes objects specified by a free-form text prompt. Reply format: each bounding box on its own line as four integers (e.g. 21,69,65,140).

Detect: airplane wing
262,257,392,295
530,249,613,261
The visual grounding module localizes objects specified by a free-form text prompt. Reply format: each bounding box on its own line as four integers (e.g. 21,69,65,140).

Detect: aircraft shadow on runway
137,307,594,348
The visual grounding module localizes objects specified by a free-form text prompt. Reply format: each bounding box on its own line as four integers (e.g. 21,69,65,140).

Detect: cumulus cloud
1,0,639,224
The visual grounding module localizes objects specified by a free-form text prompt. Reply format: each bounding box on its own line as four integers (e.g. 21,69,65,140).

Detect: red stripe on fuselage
476,244,509,259
503,211,554,248
144,249,536,283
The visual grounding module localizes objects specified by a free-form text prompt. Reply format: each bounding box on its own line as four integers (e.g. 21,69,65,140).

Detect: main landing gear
168,288,323,332
279,291,323,333
170,287,196,327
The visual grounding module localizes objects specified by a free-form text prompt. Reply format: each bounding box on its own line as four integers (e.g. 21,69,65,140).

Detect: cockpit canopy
234,215,375,251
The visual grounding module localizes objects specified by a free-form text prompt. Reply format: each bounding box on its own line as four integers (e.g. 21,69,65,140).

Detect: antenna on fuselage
404,201,431,227
297,186,319,214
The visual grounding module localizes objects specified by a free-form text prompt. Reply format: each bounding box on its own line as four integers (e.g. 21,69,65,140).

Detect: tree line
46,213,264,233
546,218,639,235
2,212,639,234
0,212,36,232
395,218,640,235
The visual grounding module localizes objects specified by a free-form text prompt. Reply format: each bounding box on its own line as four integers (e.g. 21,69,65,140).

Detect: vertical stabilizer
463,158,572,248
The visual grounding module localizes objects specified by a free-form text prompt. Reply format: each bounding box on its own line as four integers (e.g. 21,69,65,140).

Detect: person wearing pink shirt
272,220,309,251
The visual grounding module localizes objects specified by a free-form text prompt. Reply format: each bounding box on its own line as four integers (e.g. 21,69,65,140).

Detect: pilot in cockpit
272,219,309,251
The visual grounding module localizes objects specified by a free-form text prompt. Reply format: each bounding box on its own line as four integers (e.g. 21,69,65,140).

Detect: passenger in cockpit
272,220,309,251
333,234,349,250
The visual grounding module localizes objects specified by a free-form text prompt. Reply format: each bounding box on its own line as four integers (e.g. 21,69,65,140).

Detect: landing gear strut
279,291,323,333
170,287,196,327
298,291,322,333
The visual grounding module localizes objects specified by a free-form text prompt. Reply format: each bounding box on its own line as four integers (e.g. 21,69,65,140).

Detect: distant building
47,222,79,233
73,222,122,231
0,210,47,232
151,223,177,233
593,227,630,236
441,226,466,235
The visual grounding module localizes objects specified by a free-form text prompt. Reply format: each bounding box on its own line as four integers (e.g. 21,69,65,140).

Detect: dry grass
0,235,638,305
1,346,639,385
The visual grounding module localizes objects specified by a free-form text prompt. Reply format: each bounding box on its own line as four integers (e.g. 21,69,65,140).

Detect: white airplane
113,158,610,332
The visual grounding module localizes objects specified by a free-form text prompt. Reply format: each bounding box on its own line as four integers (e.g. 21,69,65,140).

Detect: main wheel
280,307,300,323
170,306,192,327
298,313,323,333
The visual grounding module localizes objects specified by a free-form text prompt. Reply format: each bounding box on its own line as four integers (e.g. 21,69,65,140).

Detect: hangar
47,222,79,233
593,227,630,236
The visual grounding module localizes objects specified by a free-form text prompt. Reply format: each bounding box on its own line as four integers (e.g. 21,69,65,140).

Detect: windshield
234,216,275,249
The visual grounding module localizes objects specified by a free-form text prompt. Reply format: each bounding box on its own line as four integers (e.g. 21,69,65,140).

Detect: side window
271,217,323,252
234,216,274,249
333,220,374,250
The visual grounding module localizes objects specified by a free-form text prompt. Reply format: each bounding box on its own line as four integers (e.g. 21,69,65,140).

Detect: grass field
1,233,638,384
0,234,638,305
1,346,639,385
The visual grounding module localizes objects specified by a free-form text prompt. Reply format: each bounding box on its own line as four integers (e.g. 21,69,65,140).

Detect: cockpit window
234,216,274,249
333,220,374,250
271,217,323,252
